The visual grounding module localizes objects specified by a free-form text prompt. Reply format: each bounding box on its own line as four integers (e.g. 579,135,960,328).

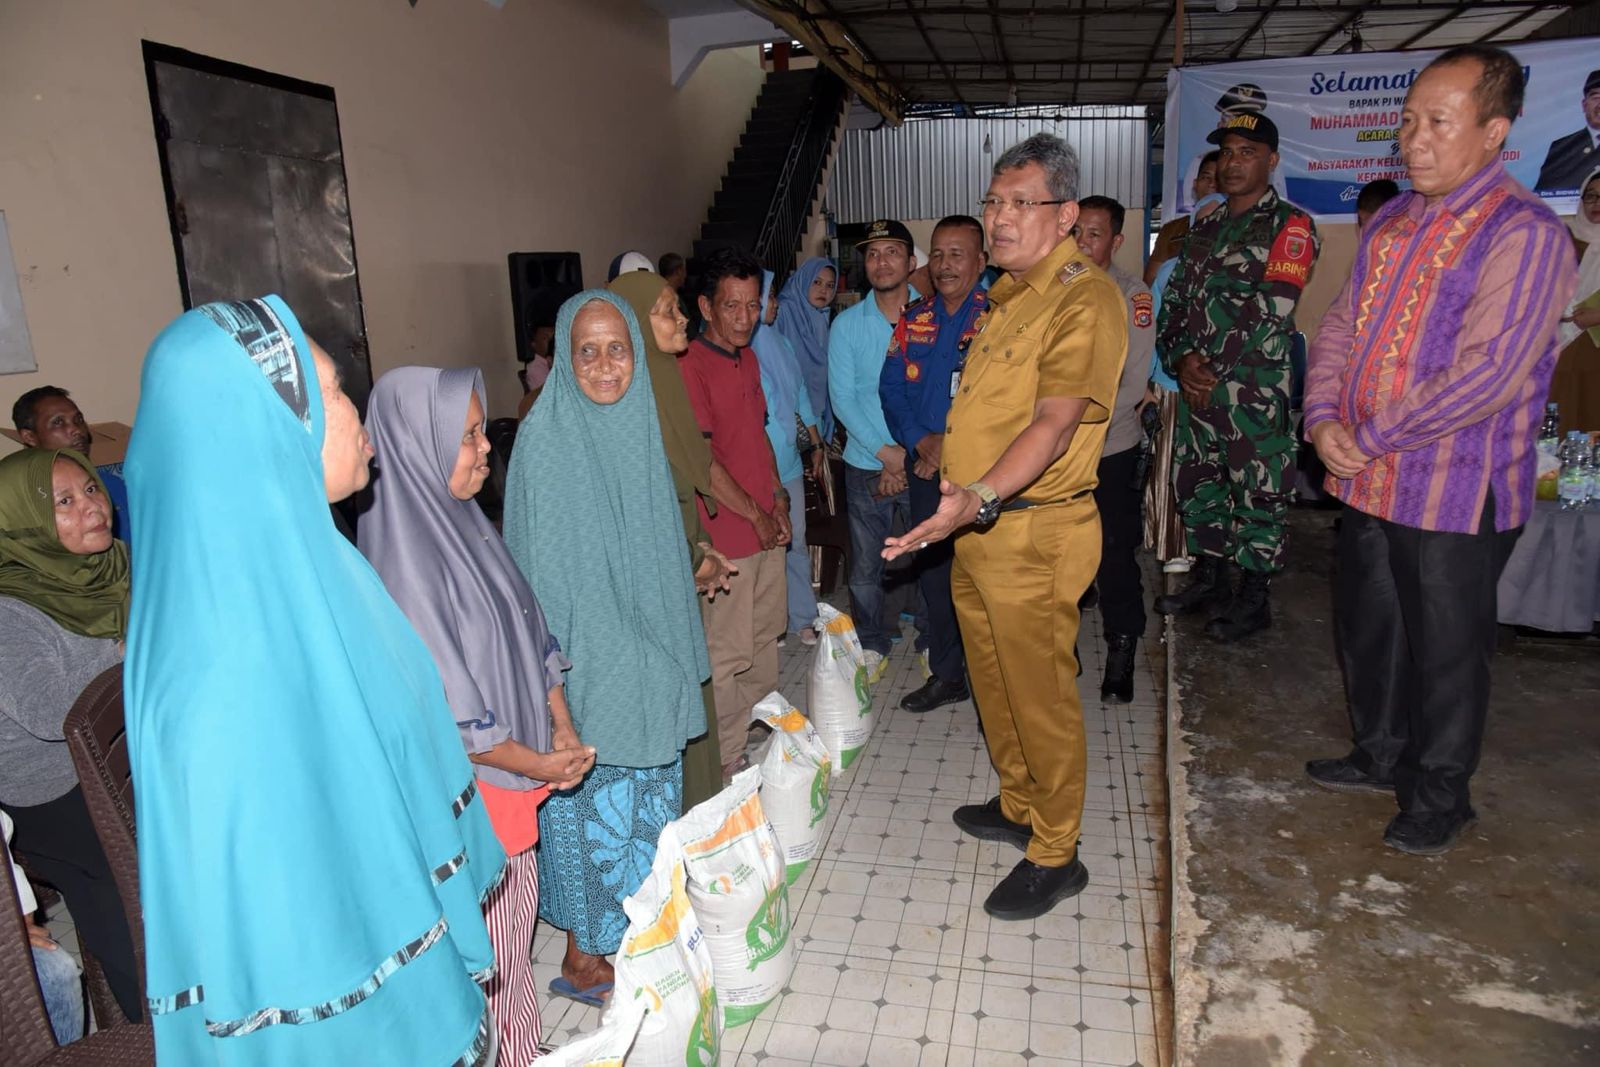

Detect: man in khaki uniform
885,133,1128,920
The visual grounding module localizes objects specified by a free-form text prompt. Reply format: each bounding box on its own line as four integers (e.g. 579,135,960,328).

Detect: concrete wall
0,0,765,424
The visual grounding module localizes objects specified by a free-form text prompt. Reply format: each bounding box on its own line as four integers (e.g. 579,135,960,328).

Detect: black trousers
908,467,966,681
3,787,143,1021
1335,502,1520,815
1092,445,1147,640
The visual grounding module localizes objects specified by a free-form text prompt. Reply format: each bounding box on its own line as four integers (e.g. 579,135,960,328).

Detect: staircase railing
753,69,848,274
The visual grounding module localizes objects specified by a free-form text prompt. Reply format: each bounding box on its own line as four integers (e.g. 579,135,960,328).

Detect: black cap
1586,69,1600,95
856,219,914,251
1215,83,1267,116
1208,113,1280,152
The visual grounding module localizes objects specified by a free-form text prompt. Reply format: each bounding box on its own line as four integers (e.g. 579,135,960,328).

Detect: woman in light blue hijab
504,290,705,1004
125,296,504,1065
754,270,823,640
773,255,838,441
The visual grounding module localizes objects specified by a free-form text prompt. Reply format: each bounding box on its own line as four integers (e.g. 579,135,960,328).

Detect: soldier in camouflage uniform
1154,113,1318,641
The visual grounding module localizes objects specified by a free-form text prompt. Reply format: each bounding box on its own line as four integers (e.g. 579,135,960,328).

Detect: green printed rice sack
673,766,795,1027
606,835,721,1067
808,604,873,773
750,691,831,884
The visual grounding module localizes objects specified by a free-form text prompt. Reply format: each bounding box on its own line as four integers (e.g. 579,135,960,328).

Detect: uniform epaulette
1056,260,1090,287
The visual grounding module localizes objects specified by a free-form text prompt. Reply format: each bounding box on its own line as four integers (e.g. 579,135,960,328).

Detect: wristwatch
967,481,1001,526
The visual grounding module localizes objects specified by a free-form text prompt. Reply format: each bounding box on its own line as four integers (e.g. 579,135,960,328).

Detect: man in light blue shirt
829,219,919,679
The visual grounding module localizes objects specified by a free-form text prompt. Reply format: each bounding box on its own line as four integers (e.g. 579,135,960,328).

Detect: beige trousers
701,546,786,772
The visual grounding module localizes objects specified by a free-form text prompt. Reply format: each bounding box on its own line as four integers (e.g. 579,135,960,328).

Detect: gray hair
992,133,1079,202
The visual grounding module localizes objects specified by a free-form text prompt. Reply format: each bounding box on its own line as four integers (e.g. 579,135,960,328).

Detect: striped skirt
483,847,542,1066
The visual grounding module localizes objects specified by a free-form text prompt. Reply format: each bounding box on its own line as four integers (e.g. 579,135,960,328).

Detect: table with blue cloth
1497,500,1600,633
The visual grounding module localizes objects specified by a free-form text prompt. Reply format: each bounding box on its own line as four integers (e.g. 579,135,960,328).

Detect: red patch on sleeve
1131,292,1154,329
1263,218,1314,288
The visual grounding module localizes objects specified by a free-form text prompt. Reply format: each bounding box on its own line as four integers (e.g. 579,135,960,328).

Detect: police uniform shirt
943,237,1129,502
1103,265,1157,457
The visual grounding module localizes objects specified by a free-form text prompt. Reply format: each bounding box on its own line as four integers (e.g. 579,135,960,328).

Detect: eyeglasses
1583,193,1600,206
978,196,1069,214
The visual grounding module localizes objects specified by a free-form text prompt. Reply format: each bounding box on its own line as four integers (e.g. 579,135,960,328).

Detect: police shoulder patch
1130,291,1154,329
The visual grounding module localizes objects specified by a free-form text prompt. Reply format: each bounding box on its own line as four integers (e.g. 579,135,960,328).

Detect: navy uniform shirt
878,286,989,452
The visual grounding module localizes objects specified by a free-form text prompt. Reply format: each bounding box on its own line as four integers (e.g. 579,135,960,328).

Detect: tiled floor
537,604,1173,1066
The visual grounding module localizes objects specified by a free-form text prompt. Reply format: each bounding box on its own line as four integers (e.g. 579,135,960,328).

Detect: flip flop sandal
547,975,613,1008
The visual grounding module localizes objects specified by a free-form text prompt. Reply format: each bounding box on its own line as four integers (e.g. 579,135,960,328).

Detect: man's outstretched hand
882,479,981,561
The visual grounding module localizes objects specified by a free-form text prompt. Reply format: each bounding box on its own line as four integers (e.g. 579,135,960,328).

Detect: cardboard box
0,421,134,466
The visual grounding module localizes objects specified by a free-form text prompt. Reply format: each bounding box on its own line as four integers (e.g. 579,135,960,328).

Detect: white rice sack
673,766,796,1027
537,996,644,1067
750,691,832,884
607,832,722,1067
808,603,873,773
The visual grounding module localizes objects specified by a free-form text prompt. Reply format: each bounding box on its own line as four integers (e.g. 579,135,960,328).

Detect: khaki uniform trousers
952,499,1099,867
701,546,786,771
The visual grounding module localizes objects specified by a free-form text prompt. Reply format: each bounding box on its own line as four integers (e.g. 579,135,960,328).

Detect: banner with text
1163,38,1600,222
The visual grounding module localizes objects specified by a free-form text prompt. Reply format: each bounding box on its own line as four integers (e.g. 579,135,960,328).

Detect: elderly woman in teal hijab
505,290,707,1006
124,296,504,1065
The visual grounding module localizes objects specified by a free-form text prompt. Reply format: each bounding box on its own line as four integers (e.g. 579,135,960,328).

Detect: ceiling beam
832,1,1550,18
737,0,907,122
1132,6,1175,97
986,0,1018,94
1227,0,1283,59
1073,0,1087,105
1302,0,1382,55
1471,2,1553,41
1394,0,1486,49
903,0,968,106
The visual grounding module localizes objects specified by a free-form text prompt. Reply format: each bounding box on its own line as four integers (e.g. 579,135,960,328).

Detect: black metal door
144,43,371,406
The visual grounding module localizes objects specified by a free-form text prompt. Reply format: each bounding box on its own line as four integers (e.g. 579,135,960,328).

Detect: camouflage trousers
1174,364,1294,575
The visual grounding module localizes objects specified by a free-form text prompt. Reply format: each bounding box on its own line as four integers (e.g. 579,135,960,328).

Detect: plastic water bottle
1537,403,1561,457
1558,432,1588,510
1536,403,1562,501
1586,442,1600,510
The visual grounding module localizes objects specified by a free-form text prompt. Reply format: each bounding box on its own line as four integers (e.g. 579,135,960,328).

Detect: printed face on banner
1162,37,1600,221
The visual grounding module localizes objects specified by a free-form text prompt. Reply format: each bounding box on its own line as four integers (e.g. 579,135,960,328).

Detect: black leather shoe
1384,808,1477,855
952,797,1031,851
1101,634,1136,703
1154,555,1232,616
1205,571,1272,642
984,854,1090,920
1305,757,1394,795
901,674,971,713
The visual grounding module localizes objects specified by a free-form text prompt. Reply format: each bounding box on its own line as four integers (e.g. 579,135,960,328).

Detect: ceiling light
1217,0,1238,12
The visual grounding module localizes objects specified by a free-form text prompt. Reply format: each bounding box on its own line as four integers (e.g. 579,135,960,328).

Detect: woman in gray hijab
358,365,595,1065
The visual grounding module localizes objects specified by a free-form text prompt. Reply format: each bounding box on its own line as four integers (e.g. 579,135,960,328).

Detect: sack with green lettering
809,603,873,773
538,995,644,1066
605,834,721,1067
750,691,832,884
673,766,796,1027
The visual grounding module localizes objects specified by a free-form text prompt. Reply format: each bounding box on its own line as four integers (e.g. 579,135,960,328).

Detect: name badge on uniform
950,370,961,398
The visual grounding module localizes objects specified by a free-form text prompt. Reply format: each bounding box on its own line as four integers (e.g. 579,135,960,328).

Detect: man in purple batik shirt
1303,45,1578,856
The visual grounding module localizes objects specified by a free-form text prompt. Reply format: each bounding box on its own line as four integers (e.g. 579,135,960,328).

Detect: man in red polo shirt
679,247,791,777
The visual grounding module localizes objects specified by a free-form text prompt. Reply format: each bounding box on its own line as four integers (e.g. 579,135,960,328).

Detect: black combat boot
1153,555,1231,616
1205,571,1272,642
1101,634,1137,703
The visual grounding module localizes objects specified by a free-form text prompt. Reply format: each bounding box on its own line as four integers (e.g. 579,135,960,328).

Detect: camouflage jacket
1156,187,1318,381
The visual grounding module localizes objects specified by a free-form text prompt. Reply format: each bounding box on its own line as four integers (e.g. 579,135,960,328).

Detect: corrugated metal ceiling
780,0,1581,107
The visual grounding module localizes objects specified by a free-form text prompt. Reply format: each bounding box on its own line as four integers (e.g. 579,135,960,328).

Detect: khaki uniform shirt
942,237,1129,503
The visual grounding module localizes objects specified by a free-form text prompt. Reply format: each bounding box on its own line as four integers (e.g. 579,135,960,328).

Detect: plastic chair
62,664,146,1015
0,829,153,1064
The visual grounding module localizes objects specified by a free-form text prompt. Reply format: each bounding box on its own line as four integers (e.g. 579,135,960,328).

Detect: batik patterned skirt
535,760,683,955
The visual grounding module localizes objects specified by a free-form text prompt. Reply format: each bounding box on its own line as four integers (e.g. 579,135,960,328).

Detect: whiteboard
0,211,37,375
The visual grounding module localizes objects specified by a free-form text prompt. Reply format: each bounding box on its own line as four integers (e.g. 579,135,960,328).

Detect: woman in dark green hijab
0,447,141,1021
